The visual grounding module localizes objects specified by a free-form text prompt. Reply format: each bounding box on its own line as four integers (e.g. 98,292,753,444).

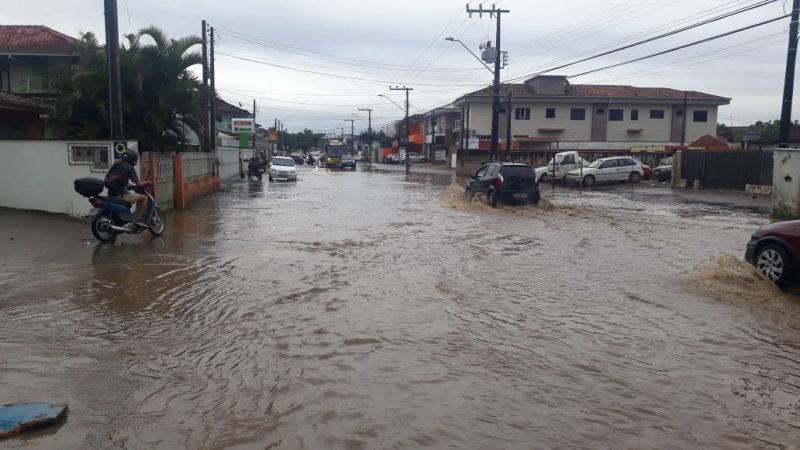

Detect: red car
745,220,800,287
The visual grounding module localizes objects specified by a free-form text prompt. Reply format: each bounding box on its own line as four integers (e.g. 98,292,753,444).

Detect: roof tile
0,25,77,55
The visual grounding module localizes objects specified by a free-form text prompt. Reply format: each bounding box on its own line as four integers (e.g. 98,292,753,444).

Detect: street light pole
390,86,413,174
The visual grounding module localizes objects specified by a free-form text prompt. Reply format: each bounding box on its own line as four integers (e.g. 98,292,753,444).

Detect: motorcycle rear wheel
91,212,118,243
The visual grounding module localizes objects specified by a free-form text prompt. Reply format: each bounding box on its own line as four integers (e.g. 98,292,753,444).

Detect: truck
534,151,591,183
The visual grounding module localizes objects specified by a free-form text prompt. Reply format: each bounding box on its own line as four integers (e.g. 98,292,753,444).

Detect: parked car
745,220,800,288
400,152,427,164
384,153,401,164
631,158,652,180
465,162,540,207
269,156,298,181
534,151,590,183
653,157,674,182
341,154,356,170
565,156,644,187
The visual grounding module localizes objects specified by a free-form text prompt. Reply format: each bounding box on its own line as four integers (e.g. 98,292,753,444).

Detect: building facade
453,75,730,146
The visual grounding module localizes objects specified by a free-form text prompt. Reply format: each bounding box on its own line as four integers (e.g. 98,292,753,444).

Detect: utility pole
779,0,800,147
345,118,355,153
466,4,510,161
390,86,413,174
104,0,123,139
252,99,257,158
506,92,512,161
680,91,688,146
359,107,373,161
210,26,216,152
201,21,209,151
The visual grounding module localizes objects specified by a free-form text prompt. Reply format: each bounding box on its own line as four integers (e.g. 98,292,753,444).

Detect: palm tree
50,26,207,151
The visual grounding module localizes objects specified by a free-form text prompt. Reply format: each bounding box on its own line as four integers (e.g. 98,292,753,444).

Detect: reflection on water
1,167,798,449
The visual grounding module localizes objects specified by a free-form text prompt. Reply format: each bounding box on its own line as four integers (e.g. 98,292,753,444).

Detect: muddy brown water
1,167,798,449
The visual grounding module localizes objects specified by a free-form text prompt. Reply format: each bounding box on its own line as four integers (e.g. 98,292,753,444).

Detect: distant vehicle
465,162,540,207
325,140,347,169
269,156,298,181
341,154,356,171
290,152,305,164
746,220,800,288
400,152,427,164
355,151,364,161
653,157,674,182
534,151,590,183
565,156,644,187
384,153,400,164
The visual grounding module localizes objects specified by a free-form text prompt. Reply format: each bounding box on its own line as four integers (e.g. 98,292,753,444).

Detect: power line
215,51,486,87
510,0,763,76
570,14,790,78
510,0,778,81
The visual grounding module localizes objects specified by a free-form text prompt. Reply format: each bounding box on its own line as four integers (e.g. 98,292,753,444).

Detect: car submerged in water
269,156,298,181
746,219,800,288
465,162,540,207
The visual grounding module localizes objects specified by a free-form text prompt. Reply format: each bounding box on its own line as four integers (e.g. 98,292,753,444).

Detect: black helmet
121,149,139,166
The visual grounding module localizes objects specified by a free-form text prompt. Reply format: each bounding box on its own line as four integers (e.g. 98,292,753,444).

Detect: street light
445,37,494,74
378,94,406,113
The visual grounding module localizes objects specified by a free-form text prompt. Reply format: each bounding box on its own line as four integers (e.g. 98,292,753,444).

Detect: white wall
218,145,242,180
0,140,128,217
685,106,719,142
182,152,214,181
605,105,673,141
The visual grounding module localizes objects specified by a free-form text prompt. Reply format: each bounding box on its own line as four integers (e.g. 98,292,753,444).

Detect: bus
324,140,347,169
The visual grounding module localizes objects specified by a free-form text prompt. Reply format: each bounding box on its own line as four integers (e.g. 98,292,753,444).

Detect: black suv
465,162,540,207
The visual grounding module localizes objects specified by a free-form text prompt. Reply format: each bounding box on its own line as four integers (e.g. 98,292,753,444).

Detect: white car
535,151,590,183
269,156,298,181
565,156,643,187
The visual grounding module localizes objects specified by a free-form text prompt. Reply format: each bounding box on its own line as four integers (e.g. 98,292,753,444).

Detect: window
596,108,605,114
599,159,618,169
545,108,556,119
693,110,709,122
618,158,635,167
475,165,489,177
631,109,639,121
650,109,665,119
0,68,9,92
515,108,531,120
570,108,586,120
561,154,575,165
68,143,111,172
676,109,683,117
487,165,500,178
609,109,624,121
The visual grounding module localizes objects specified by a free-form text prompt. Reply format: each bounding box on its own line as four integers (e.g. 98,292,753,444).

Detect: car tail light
496,174,505,189
89,198,102,207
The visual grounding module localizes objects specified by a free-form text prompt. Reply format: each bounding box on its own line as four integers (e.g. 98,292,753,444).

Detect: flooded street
1,166,799,449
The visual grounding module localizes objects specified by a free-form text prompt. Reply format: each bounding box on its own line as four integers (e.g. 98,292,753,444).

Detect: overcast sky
5,0,797,134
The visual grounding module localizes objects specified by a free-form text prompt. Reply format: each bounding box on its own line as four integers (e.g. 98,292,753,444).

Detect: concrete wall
218,144,242,180
0,140,122,217
182,152,214,181
772,148,800,219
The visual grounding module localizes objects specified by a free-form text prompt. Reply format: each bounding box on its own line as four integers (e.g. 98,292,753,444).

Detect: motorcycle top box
74,177,104,197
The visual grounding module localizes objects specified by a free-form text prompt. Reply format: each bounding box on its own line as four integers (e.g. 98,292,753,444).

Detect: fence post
174,153,185,210
672,151,682,189
148,156,157,199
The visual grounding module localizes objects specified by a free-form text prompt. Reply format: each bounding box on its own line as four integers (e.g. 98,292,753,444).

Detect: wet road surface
1,166,799,449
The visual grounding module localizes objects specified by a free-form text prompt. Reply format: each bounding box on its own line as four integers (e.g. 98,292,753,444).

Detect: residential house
395,114,425,153
215,99,253,135
423,107,461,164
0,25,78,138
453,75,731,149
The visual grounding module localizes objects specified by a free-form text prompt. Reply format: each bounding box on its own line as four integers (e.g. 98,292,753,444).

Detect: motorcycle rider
104,149,151,229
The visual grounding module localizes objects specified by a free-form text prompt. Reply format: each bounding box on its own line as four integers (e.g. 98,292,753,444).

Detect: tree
292,128,324,150
48,27,206,151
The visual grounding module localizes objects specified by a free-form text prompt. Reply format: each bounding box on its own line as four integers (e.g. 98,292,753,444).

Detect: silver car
565,156,643,187
269,157,298,181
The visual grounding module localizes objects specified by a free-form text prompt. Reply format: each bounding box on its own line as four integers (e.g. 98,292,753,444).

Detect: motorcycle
243,157,268,180
73,177,166,243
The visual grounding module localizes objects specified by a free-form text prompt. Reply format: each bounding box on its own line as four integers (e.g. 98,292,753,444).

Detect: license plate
513,193,527,199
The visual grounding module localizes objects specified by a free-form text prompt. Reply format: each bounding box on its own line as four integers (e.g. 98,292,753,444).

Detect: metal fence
681,150,773,190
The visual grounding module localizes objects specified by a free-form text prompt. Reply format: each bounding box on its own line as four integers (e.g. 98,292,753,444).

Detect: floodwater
1,166,799,450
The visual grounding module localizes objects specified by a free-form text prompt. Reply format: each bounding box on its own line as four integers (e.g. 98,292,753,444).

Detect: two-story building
0,25,77,139
453,75,730,149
